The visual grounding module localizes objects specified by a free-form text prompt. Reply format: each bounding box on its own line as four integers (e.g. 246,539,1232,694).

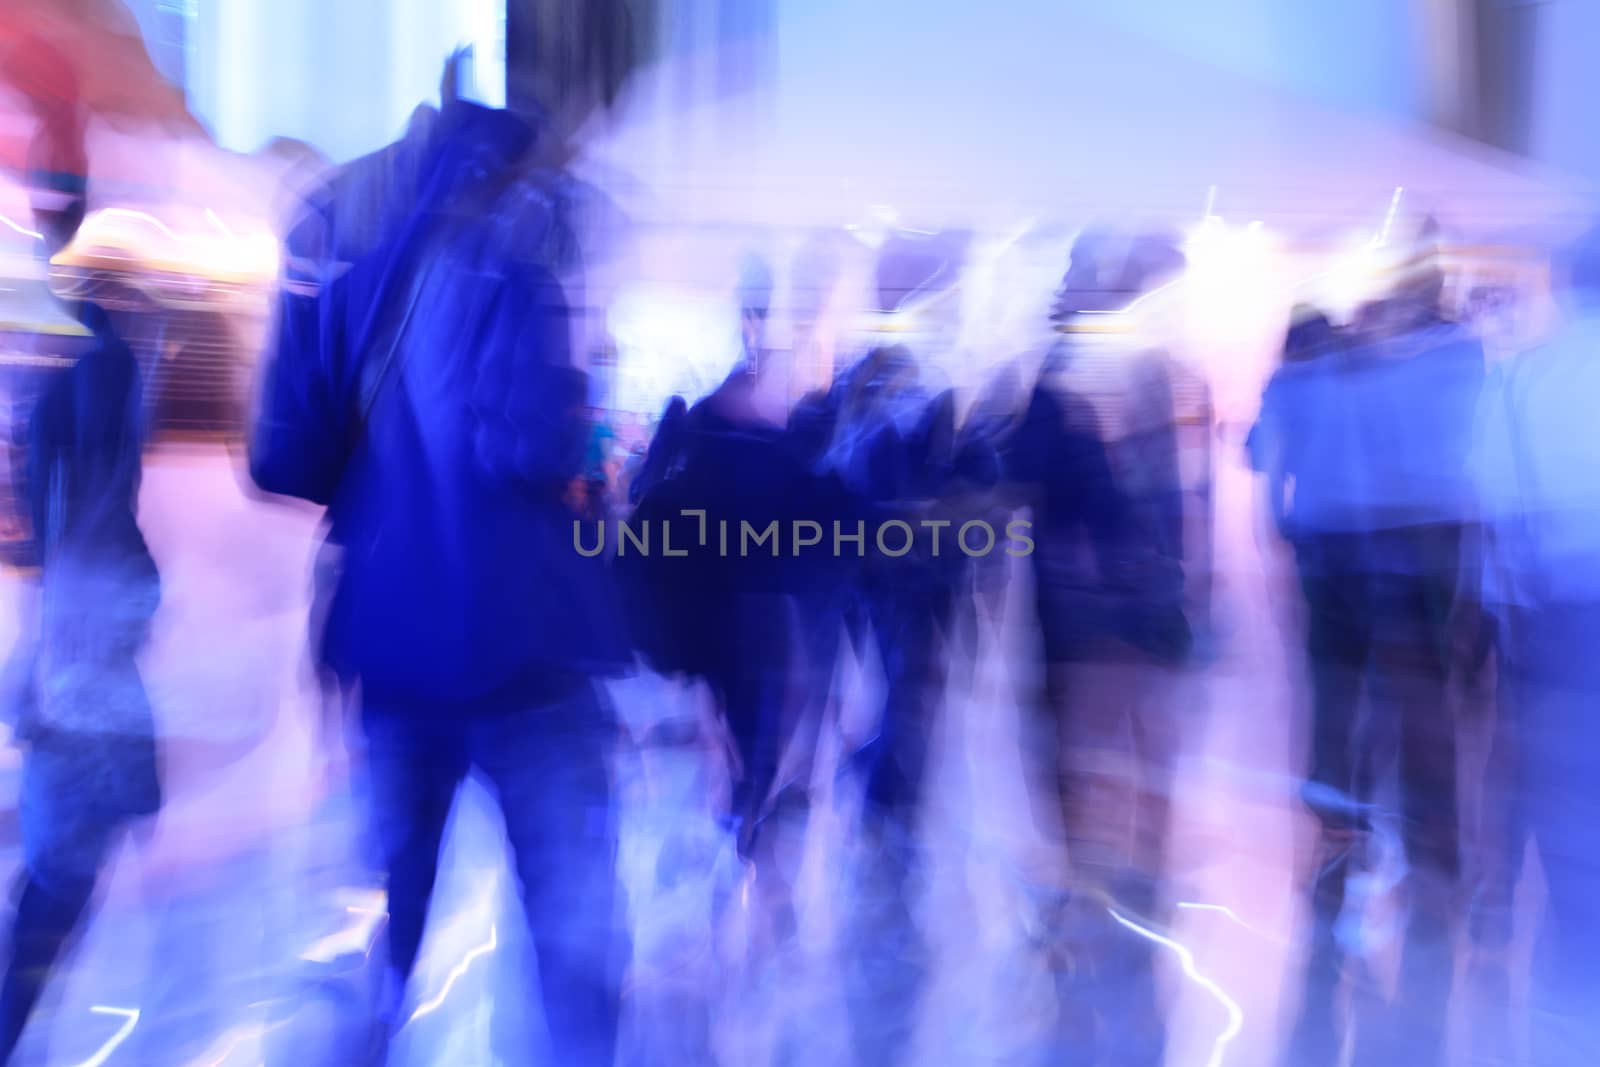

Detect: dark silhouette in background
0,128,162,1062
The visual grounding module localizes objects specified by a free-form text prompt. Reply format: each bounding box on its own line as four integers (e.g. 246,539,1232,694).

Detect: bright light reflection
1176,901,1289,946
1108,909,1244,1067
407,925,499,1022
70,1006,141,1067
608,287,743,414
185,1019,290,1067
299,888,390,964
1,214,43,241
60,208,280,280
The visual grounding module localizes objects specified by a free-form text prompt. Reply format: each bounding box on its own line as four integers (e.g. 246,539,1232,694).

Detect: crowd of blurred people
5,22,1600,1067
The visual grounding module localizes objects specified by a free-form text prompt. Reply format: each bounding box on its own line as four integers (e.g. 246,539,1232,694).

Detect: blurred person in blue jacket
1250,308,1375,1067
1341,228,1483,1067
1468,223,1600,1067
1258,221,1486,1067
249,36,638,1064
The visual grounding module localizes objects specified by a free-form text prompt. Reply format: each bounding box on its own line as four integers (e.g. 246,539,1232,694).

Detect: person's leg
1521,727,1600,1064
1297,539,1370,825
843,809,928,1067
1023,571,1079,844
1283,827,1358,1067
474,682,627,1066
1285,538,1371,1066
1111,659,1185,1067
1128,660,1181,885
1513,604,1600,1065
1024,691,1070,846
0,737,125,1064
724,594,793,860
1462,646,1523,1067
1526,758,1600,1065
0,874,99,1063
1361,551,1458,1067
783,583,846,807
844,578,946,1067
359,709,466,1024
862,581,942,819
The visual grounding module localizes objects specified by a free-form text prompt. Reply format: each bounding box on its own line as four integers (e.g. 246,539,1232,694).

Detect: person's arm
249,199,349,505
1249,375,1296,540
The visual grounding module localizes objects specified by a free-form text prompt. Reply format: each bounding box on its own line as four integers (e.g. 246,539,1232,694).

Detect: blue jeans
362,679,627,1065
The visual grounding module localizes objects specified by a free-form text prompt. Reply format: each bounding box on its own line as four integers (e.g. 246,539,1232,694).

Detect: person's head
504,0,654,153
1558,222,1600,315
1383,214,1447,327
1119,231,1187,295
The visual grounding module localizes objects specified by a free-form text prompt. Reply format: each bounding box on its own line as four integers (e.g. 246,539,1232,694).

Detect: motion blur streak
0,215,42,241
6,2,1600,1066
298,895,391,965
406,926,500,1024
1107,911,1244,1067
186,1020,290,1067
69,1008,140,1067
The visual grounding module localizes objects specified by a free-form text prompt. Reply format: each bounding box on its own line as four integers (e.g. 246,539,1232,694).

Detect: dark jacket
1009,372,1191,662
27,303,153,581
251,100,625,706
621,376,865,679
22,302,162,810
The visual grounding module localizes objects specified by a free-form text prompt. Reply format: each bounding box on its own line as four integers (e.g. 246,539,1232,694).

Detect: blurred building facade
155,0,1598,195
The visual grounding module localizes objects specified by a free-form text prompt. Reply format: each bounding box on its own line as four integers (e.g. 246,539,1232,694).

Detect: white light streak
1372,186,1405,248
407,924,499,1022
1176,901,1289,946
70,1007,141,1067
205,208,237,240
65,208,280,279
97,208,182,243
1177,901,1246,920
1079,276,1184,317
299,897,390,964
1,214,43,241
185,1020,289,1067
1107,909,1243,1067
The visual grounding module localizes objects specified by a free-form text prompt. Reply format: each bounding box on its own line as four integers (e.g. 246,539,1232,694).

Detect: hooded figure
1464,222,1600,1067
